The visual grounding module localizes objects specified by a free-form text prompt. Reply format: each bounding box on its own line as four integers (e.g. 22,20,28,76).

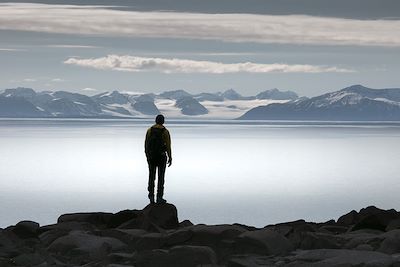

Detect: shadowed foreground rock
2,204,400,266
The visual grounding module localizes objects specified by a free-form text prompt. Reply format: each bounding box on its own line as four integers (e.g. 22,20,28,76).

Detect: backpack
147,127,167,161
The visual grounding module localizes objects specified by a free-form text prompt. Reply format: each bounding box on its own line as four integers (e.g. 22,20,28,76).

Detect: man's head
155,114,165,125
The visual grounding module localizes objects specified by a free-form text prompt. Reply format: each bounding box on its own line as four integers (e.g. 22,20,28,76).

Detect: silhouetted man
145,114,172,204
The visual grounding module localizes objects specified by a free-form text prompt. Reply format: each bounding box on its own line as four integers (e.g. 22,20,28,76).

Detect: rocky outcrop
2,205,400,266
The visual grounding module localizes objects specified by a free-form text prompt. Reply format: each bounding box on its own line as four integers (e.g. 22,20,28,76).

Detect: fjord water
0,119,399,228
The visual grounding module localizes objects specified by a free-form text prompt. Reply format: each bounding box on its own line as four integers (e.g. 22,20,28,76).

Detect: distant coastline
1,85,400,121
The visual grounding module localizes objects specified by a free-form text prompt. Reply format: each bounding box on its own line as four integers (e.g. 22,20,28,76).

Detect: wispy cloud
0,3,399,47
82,87,98,92
51,78,65,82
64,55,353,74
0,48,26,52
23,78,37,82
46,44,99,49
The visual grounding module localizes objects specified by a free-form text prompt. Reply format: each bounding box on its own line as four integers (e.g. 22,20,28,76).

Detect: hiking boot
156,197,167,204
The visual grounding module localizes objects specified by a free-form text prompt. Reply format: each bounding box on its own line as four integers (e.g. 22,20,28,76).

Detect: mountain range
240,85,400,121
0,87,297,119
1,85,400,120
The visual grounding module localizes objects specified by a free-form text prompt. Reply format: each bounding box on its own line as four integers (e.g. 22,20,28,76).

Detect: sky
1,0,400,96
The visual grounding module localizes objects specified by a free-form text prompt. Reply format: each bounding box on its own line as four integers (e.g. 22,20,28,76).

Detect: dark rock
165,229,193,246
291,249,394,266
295,232,341,250
13,253,45,266
266,219,316,237
235,229,293,255
39,229,70,247
387,218,400,231
188,224,246,249
12,220,40,239
355,243,374,251
118,204,178,232
352,214,389,231
337,210,358,225
135,233,165,251
318,225,349,234
179,220,193,228
167,245,217,266
0,231,19,258
233,223,258,232
341,230,384,250
142,203,179,230
107,210,141,228
107,252,134,264
48,231,126,263
227,255,280,267
58,212,113,228
39,221,95,234
100,229,148,247
135,245,217,267
184,224,247,262
379,229,400,254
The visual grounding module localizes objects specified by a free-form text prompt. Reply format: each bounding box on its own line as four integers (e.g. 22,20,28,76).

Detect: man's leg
156,157,167,202
148,162,157,203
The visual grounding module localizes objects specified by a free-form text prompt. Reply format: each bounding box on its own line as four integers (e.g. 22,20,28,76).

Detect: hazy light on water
0,120,399,227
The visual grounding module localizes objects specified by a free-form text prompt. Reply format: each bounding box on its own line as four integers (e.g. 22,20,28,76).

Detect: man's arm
144,128,151,156
164,129,172,166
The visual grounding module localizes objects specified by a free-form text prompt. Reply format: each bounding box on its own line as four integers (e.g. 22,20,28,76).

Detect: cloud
23,78,37,82
51,78,65,82
64,55,353,74
0,48,26,52
46,44,99,49
0,3,400,47
82,87,98,92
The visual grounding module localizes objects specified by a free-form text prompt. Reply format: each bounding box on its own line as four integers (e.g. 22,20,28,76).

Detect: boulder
341,230,384,250
167,245,217,266
338,206,400,231
266,219,316,238
135,233,165,251
0,231,19,257
189,224,247,246
12,220,40,238
39,229,70,247
352,214,389,231
290,249,394,266
142,203,179,230
294,232,341,250
235,229,293,255
379,229,400,254
13,253,45,266
386,218,400,231
135,245,217,267
107,210,141,228
318,225,349,234
119,204,179,231
39,221,95,233
58,212,113,228
179,220,194,228
165,229,193,246
48,231,126,263
337,210,358,225
100,229,148,246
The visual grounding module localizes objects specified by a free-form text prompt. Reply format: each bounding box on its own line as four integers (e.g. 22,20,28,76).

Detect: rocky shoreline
1,204,400,266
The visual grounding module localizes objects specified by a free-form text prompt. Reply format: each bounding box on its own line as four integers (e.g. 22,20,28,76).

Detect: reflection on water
0,119,400,227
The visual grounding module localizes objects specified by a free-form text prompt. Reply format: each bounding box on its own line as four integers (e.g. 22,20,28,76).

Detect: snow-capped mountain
0,87,296,119
240,85,400,121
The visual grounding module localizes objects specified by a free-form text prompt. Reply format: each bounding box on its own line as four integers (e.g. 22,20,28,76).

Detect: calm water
1,119,400,228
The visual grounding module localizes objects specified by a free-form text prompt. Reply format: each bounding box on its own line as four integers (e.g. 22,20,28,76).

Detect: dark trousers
147,156,167,199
